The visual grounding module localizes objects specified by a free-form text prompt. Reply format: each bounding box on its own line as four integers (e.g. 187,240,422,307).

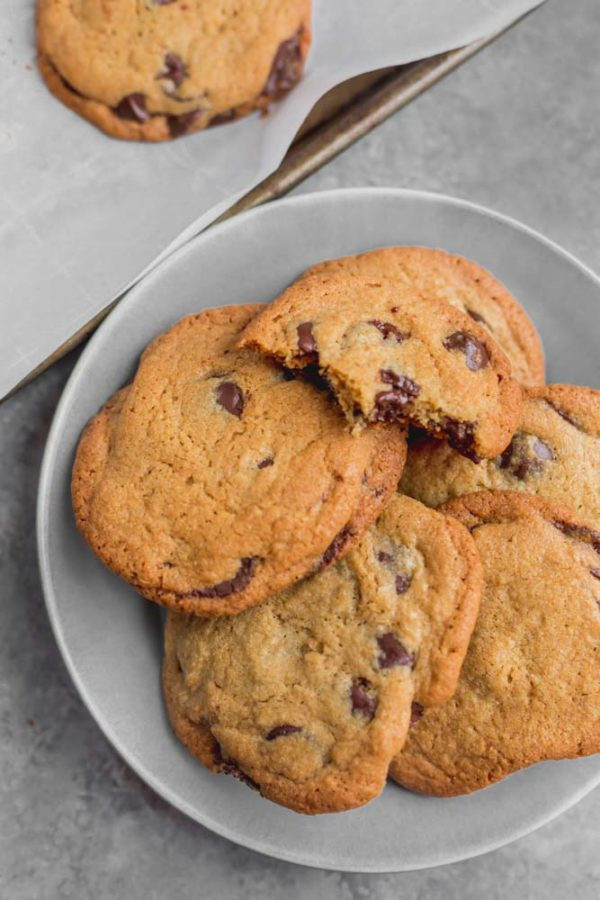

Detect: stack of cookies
72,246,600,814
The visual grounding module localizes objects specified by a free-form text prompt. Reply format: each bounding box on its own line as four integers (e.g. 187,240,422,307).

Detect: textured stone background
2,0,600,896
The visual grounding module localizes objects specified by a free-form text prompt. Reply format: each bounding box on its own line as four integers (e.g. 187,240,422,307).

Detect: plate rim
37,186,600,873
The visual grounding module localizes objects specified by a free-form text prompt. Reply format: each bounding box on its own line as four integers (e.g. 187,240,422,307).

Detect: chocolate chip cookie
400,384,600,526
239,257,523,461
163,494,482,813
72,305,405,616
390,491,600,796
37,0,311,141
300,247,545,387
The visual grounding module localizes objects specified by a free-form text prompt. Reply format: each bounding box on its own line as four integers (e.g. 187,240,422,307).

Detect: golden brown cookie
239,255,523,461
301,247,545,387
163,495,482,813
390,491,600,797
72,305,406,616
37,0,311,141
400,384,600,527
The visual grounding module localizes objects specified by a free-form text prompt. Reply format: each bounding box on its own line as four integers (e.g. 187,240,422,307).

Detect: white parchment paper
0,0,544,397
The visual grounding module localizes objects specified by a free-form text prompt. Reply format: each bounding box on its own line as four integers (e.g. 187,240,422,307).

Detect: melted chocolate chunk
440,417,480,463
380,369,415,390
350,679,377,720
395,574,412,595
590,568,600,580
410,702,424,727
216,380,244,417
185,557,258,599
257,456,274,469
465,307,488,327
369,320,410,342
114,93,149,122
499,433,554,479
377,551,393,564
318,526,355,570
377,633,415,669
168,109,202,137
263,31,303,98
443,331,489,371
159,52,187,89
266,724,302,741
296,321,318,363
374,370,420,423
154,0,177,5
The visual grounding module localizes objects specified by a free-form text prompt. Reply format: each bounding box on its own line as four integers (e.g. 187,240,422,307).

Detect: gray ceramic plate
38,188,600,872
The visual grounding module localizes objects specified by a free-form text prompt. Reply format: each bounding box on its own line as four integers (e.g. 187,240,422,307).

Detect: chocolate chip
216,381,244,417
465,308,488,327
114,93,149,122
443,331,489,371
369,320,410,342
553,521,600,553
410,702,424,727
590,568,600,580
168,109,202,137
395,574,412,594
377,551,393,564
440,417,480,463
154,0,177,5
377,633,415,669
318,526,355,570
221,761,260,791
296,322,318,362
266,724,302,741
159,52,187,90
350,679,377,720
257,457,274,469
545,399,582,430
185,557,258,599
263,31,303,98
499,433,554,480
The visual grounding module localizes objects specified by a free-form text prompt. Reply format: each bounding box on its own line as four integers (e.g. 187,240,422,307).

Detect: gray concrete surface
2,0,600,896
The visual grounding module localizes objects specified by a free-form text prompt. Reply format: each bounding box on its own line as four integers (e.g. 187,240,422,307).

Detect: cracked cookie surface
390,491,600,796
299,247,545,387
400,384,600,527
37,0,311,140
163,494,482,813
71,305,405,616
239,252,523,461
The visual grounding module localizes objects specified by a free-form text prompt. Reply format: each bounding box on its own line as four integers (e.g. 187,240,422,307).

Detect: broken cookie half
239,260,523,461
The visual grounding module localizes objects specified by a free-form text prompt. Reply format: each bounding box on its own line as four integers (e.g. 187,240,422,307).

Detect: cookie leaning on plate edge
238,252,524,461
163,494,482,814
37,0,311,141
296,246,545,388
390,491,600,797
71,304,406,616
400,384,600,527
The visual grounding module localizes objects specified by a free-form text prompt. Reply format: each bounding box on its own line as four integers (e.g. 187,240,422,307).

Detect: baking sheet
0,0,544,398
